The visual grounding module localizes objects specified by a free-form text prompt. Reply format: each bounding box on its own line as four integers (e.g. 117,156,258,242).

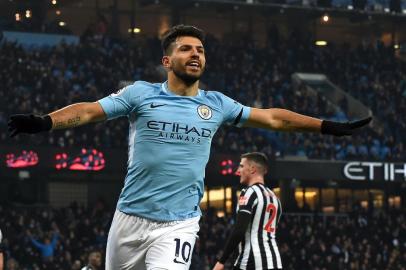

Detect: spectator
5,258,19,270
28,230,59,261
81,250,102,270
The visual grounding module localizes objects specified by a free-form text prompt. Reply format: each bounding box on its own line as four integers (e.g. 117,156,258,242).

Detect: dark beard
173,68,202,85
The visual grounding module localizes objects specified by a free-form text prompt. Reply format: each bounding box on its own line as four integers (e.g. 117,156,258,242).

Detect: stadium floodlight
315,40,328,46
128,28,141,34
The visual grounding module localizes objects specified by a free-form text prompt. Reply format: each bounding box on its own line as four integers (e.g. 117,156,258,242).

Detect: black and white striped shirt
234,183,283,270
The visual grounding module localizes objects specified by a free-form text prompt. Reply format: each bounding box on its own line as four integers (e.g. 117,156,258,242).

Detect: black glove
321,117,372,136
8,114,53,137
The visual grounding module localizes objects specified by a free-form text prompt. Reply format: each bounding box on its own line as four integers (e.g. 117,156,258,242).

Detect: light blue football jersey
98,81,251,221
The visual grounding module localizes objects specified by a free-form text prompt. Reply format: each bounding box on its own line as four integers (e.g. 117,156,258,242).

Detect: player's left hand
213,262,225,270
321,117,372,136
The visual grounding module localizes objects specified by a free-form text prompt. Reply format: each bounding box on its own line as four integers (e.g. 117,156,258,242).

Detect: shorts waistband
117,209,198,227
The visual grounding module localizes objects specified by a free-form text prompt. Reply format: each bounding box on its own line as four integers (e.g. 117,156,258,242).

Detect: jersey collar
161,81,201,97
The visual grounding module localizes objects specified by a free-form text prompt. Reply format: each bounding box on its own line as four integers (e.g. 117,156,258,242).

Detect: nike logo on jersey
173,258,186,265
150,103,167,108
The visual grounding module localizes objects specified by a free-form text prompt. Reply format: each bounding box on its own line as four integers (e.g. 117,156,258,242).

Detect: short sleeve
218,93,251,127
98,82,142,120
238,187,257,214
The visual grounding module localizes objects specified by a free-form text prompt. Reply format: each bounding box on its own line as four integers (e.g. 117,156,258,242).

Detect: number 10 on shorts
173,238,192,265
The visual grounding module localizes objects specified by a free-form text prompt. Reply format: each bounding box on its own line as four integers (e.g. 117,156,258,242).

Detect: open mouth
186,60,201,70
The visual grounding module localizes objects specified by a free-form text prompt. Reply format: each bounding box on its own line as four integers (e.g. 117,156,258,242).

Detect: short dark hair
161,24,205,55
241,152,269,174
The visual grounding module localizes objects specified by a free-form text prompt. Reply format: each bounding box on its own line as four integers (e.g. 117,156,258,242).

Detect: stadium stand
1,2,405,269
0,203,404,269
1,32,405,160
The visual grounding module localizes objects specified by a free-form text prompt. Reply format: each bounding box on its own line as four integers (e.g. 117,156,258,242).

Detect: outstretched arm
49,102,106,129
245,108,322,132
8,102,106,137
50,232,59,248
30,237,45,249
244,108,371,136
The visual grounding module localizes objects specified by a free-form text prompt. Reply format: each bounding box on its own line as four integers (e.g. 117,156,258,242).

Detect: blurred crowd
200,207,406,270
0,202,404,270
0,29,405,161
0,201,108,270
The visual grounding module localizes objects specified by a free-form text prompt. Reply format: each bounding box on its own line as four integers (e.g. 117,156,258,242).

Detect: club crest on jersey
197,105,212,120
239,196,248,206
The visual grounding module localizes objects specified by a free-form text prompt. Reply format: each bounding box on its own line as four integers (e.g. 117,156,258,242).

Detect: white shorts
106,210,200,270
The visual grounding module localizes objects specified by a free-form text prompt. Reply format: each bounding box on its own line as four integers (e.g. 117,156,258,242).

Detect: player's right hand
8,114,52,137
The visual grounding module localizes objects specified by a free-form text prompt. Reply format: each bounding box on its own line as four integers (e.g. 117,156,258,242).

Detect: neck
167,72,199,96
248,175,265,186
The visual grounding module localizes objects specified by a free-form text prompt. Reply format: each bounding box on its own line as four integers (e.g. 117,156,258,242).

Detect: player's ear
162,56,170,69
250,165,256,175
